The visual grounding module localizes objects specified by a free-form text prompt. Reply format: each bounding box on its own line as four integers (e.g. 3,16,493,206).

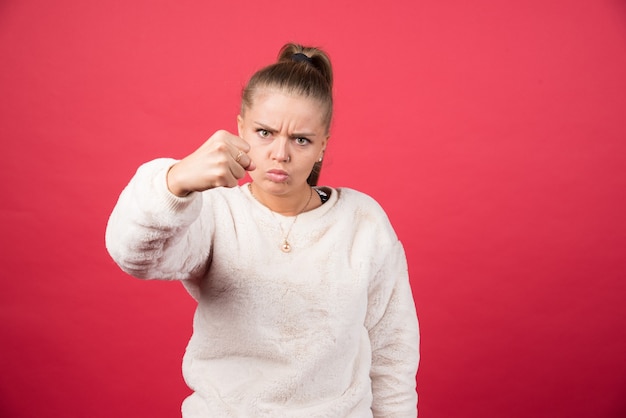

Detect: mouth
266,169,289,183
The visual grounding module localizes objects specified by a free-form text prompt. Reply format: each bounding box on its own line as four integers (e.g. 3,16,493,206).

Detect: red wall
1,1,625,417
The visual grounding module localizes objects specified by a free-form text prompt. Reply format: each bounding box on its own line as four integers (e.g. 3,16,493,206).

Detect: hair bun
277,43,333,89
291,52,313,64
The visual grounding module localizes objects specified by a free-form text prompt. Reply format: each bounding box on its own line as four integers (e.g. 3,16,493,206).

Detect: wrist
166,163,191,197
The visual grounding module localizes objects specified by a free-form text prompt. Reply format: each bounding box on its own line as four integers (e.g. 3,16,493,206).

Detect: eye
294,137,310,146
257,129,271,138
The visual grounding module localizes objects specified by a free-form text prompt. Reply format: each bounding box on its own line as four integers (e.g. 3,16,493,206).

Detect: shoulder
327,187,405,272
329,186,398,239
334,187,388,217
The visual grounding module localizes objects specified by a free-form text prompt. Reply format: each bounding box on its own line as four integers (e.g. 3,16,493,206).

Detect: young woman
106,43,419,417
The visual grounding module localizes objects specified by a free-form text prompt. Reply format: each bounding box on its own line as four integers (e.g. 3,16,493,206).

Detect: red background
1,1,625,417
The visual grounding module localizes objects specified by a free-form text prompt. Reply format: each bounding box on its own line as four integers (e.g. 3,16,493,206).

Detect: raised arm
105,130,255,281
105,158,208,280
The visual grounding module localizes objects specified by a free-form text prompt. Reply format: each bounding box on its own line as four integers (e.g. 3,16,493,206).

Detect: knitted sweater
105,158,419,417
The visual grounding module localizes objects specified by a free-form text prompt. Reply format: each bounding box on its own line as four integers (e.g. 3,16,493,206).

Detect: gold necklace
248,183,314,253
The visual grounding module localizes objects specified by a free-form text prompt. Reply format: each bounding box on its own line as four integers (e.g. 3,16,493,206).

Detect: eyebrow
253,121,317,137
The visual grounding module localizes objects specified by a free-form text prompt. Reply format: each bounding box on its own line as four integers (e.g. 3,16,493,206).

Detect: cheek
298,156,319,174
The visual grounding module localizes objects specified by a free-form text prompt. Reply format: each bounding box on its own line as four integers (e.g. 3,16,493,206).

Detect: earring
318,156,323,163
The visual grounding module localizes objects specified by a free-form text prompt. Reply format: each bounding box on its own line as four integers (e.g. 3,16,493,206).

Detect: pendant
281,240,292,253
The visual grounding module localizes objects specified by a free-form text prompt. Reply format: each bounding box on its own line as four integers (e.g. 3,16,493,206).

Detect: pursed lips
266,168,289,182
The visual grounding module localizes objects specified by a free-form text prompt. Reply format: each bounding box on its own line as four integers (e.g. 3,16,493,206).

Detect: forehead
243,88,327,129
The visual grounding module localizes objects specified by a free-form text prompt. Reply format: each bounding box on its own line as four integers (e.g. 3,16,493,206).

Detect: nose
271,137,290,162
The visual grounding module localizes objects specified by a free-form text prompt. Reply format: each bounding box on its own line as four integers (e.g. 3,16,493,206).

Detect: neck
249,183,314,216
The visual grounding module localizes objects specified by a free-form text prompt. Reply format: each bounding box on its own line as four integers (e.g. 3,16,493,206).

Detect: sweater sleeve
105,158,212,282
366,240,420,417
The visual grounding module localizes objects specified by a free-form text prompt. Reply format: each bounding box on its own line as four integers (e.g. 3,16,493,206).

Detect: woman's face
238,89,329,197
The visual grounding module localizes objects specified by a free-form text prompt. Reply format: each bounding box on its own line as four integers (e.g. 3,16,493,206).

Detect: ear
237,115,244,137
319,135,330,160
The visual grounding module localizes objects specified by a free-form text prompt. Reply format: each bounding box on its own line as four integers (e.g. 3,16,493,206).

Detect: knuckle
214,142,230,153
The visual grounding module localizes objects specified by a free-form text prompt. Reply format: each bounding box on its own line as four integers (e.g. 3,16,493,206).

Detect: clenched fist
166,130,256,197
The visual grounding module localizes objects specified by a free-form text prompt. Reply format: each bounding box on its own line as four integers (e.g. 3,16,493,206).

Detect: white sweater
105,158,419,417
